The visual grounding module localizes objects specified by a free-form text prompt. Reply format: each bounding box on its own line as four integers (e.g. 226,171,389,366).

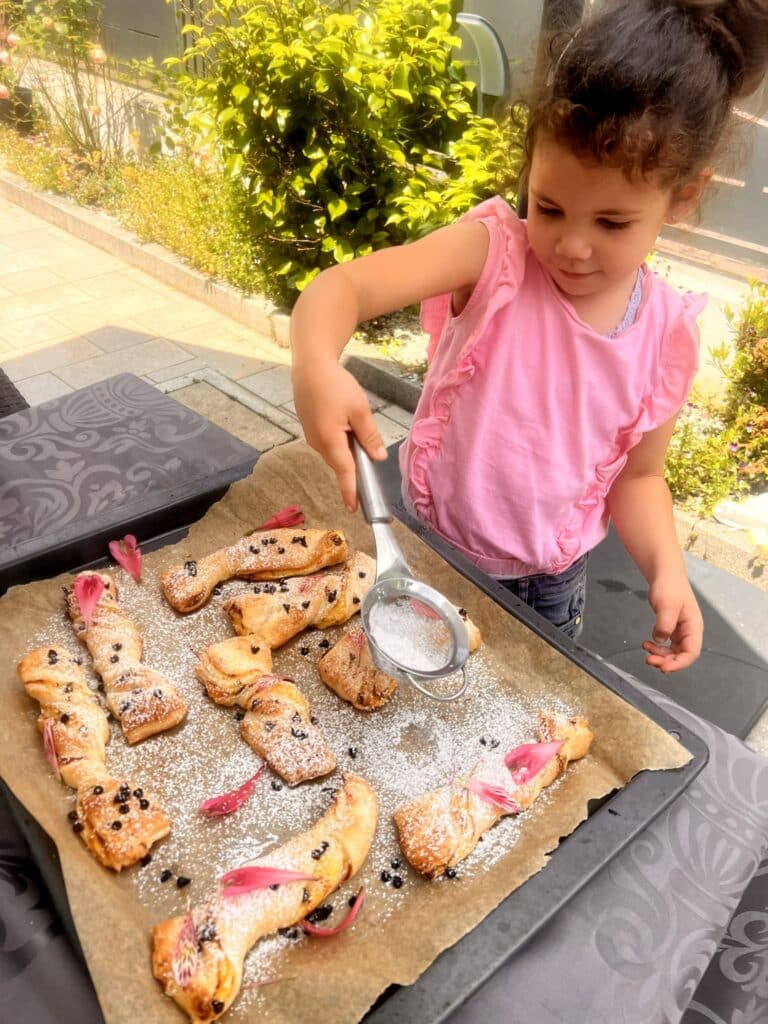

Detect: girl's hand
292,361,386,512
642,572,703,673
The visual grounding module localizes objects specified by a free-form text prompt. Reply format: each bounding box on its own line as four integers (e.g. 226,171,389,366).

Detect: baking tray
2,456,708,1024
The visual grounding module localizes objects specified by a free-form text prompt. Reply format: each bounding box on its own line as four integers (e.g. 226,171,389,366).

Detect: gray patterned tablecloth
1,674,766,1024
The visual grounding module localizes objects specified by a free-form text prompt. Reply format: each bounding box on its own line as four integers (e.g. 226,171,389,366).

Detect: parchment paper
0,441,690,1024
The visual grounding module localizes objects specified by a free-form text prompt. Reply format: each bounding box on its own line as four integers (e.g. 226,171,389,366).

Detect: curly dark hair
527,0,768,190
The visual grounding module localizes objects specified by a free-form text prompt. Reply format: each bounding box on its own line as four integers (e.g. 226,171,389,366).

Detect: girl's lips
557,268,596,279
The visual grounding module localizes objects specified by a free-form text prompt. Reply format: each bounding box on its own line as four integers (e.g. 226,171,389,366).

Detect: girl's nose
555,233,591,261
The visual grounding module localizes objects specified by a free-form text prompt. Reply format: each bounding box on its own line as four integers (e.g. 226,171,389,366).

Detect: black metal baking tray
2,458,708,1024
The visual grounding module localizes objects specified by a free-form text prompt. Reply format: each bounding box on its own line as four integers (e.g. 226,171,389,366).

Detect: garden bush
169,0,522,300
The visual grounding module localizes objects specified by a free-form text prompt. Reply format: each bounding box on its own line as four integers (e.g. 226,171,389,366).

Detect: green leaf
231,83,251,104
327,197,348,221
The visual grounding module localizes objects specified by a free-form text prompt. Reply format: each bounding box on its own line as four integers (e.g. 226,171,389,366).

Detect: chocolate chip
327,589,337,602
112,643,122,651
291,728,308,740
212,584,223,596
73,821,84,833
458,608,467,619
278,547,285,554
152,688,163,698
265,721,275,732
249,545,259,555
119,803,130,814
67,810,79,822
282,603,291,613
292,535,308,547
60,713,70,724
292,711,301,723
235,710,245,721
140,853,153,867
74,657,83,665
64,684,73,694
479,736,487,746
93,785,104,795
250,644,260,655
307,903,333,922
301,601,310,610
380,870,391,883
184,561,197,577
332,534,344,546
269,883,279,891
352,596,360,604
118,701,131,715
391,858,401,869
310,716,318,725
261,538,270,546
319,638,330,649
358,571,366,578
348,747,358,759
489,739,500,749
392,875,403,888
311,848,323,860
110,654,119,663
160,869,173,882
253,584,261,593
302,888,310,903
198,923,217,942
48,650,58,664
176,876,191,888
445,867,458,879
212,1000,224,1014
299,646,309,655
110,821,122,831
139,798,150,809
348,895,357,907
271,779,283,791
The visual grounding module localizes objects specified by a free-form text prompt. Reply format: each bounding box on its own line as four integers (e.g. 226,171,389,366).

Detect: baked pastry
161,528,350,614
225,551,375,649
18,645,171,871
318,609,483,711
195,636,274,707
151,773,378,1022
66,572,188,744
239,675,336,785
394,712,593,878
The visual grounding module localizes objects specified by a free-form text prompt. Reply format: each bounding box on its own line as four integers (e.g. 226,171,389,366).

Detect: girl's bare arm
291,220,489,509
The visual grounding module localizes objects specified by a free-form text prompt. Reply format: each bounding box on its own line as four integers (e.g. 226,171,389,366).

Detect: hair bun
671,0,768,96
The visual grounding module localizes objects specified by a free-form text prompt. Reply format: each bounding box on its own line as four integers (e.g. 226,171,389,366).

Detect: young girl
291,0,768,673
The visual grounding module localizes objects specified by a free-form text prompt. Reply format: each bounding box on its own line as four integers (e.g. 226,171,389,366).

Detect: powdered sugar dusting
25,560,582,1019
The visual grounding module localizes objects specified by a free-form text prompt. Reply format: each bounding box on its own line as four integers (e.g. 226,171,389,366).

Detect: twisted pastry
161,528,350,614
18,646,171,871
225,551,375,648
195,638,335,785
318,608,483,711
151,774,378,1023
394,713,593,878
67,572,187,744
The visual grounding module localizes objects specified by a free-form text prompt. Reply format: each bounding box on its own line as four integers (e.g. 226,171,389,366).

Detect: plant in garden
0,1,27,109
13,0,134,160
169,0,520,300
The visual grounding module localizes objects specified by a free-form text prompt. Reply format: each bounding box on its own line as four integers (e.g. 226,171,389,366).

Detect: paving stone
0,267,66,295
79,322,160,353
379,404,414,428
239,364,294,406
131,300,222,335
0,314,72,349
373,410,411,446
54,339,194,389
172,382,295,451
0,283,91,322
2,336,103,381
146,357,209,383
15,372,73,405
171,321,278,380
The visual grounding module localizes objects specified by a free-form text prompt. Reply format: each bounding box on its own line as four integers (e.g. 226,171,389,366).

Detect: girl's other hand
293,361,386,512
642,572,704,673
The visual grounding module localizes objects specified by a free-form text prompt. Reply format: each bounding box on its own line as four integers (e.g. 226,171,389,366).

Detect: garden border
0,165,764,589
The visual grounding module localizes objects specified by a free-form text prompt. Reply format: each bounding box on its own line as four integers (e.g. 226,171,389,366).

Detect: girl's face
526,136,674,299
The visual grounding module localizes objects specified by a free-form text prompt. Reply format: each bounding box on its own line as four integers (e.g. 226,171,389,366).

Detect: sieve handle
405,665,470,702
350,435,391,524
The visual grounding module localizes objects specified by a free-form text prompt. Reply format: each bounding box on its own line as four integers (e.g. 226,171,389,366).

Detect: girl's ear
666,169,713,223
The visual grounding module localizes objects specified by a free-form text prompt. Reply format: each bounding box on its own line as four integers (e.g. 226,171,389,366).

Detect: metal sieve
351,437,470,701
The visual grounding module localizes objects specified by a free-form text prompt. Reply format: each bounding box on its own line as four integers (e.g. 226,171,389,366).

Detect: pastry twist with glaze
151,773,377,1023
18,645,171,871
161,528,350,614
394,713,593,878
67,572,187,744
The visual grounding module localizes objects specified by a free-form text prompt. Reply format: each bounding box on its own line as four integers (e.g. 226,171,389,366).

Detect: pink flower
465,778,520,814
172,914,198,989
254,505,305,531
219,865,315,898
198,767,265,817
0,84,9,101
504,740,564,786
108,534,142,582
42,719,61,780
73,574,105,629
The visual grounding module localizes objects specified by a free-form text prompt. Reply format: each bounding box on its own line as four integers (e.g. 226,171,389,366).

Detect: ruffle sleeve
419,195,529,362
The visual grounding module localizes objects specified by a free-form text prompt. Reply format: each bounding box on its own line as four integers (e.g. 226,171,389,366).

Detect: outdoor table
1,376,766,1024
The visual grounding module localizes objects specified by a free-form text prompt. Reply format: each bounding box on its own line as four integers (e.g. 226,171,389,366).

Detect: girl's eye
536,203,561,218
599,219,631,230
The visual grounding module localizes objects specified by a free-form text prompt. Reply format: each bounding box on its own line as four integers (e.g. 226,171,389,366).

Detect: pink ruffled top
399,196,706,578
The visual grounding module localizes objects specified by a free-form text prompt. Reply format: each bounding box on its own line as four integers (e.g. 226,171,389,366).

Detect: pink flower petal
410,599,441,620
302,887,365,937
219,865,315,898
172,913,198,989
198,767,265,818
504,740,564,786
42,718,61,780
242,975,292,991
255,506,305,531
466,778,520,815
108,534,142,582
73,574,105,629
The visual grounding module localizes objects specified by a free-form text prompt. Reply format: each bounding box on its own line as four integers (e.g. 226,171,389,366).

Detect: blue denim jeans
497,554,588,639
